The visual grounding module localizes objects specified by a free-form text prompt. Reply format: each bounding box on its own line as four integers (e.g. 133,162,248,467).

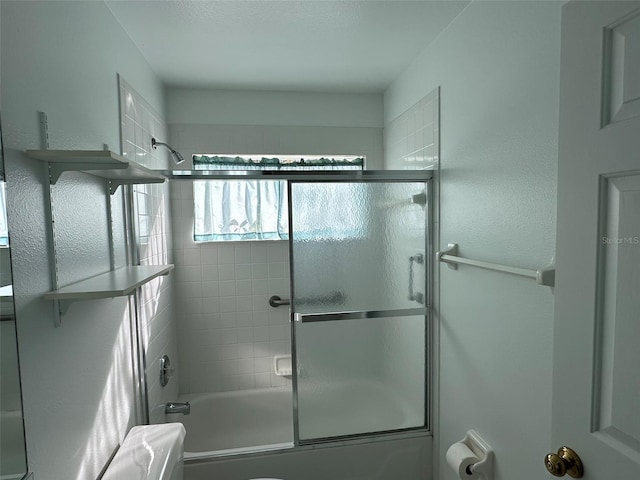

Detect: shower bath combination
155,169,434,480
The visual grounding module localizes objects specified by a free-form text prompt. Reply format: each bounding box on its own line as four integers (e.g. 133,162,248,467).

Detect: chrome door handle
409,253,424,304
294,307,427,323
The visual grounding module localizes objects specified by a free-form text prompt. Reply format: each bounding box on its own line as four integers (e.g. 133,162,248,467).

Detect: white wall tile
236,311,253,327
219,281,236,296
236,279,253,295
119,78,180,426
235,264,252,280
251,263,269,279
384,90,439,172
202,265,219,281
172,236,293,393
201,245,219,264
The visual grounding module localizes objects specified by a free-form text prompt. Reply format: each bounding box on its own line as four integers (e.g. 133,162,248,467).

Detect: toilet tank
102,423,186,480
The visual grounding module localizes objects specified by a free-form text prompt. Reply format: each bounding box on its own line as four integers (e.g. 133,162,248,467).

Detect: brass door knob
544,446,583,478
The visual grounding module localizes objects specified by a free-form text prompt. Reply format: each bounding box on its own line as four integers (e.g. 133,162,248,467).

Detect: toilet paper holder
451,430,494,480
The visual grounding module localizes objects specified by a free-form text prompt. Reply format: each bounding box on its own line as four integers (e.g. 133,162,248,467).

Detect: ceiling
106,0,469,93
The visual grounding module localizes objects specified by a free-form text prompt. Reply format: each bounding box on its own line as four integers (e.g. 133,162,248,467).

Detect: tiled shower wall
383,88,439,235
119,77,179,423
383,88,440,411
384,88,439,171
169,123,383,394
170,235,291,393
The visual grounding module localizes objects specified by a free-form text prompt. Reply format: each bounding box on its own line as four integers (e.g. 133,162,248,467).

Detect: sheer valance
193,155,364,170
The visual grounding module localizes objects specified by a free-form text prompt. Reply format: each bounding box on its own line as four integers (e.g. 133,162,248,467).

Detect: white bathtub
167,386,432,480
168,387,294,457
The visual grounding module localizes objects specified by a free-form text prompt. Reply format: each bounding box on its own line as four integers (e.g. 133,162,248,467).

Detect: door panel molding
593,171,640,459
602,9,640,126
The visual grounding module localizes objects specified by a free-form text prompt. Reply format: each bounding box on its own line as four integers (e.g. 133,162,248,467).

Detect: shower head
151,137,185,165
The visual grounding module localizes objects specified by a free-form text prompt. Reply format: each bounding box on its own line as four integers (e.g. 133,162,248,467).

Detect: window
193,155,364,242
0,181,8,246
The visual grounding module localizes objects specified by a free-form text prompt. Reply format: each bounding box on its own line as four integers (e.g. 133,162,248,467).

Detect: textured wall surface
1,2,165,478
385,2,561,480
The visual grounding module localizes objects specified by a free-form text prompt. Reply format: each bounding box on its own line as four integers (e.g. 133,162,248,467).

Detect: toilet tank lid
103,423,186,480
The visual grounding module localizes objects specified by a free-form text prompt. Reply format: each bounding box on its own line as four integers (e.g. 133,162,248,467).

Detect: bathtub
168,387,294,457
167,386,432,480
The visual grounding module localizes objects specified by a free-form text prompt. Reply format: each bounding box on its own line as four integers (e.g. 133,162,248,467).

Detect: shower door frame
158,168,434,451
285,171,434,447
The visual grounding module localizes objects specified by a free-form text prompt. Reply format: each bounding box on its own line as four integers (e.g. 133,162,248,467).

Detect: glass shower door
289,179,429,443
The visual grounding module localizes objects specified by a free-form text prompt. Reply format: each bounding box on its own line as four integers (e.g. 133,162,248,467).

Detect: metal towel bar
437,243,555,287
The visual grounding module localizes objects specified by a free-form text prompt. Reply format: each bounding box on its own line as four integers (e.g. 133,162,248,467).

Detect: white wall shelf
27,145,171,326
43,264,174,314
25,149,166,194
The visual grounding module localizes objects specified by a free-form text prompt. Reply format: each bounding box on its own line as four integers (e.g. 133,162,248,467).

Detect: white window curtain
193,155,364,242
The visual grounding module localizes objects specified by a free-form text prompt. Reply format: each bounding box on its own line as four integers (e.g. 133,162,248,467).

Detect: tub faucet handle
160,355,175,387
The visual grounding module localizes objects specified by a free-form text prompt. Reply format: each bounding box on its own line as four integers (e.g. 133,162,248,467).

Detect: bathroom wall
166,88,385,395
166,88,384,169
1,2,166,478
118,77,179,424
384,2,561,480
166,88,383,127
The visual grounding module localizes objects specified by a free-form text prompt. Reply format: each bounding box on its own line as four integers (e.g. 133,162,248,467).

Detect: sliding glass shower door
288,177,430,443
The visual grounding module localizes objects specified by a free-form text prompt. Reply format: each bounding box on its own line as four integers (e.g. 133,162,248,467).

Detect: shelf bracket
109,180,123,195
59,300,73,316
52,300,62,327
109,178,165,195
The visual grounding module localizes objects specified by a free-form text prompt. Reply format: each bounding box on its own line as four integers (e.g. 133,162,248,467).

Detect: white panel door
553,1,640,478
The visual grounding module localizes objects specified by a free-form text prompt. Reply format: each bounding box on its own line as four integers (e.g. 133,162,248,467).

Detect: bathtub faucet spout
165,401,191,415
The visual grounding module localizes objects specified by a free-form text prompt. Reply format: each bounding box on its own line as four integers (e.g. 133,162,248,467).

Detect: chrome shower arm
151,137,185,164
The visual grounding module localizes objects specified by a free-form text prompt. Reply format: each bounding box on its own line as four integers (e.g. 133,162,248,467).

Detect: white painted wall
166,88,383,128
166,87,385,168
385,2,561,480
1,2,165,479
